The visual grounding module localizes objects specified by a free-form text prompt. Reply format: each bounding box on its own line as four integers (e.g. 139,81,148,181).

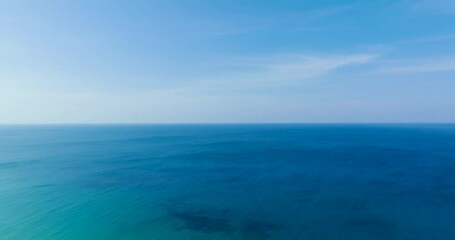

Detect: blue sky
0,0,454,123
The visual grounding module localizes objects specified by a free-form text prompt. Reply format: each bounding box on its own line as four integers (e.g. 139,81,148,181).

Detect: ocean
0,124,454,239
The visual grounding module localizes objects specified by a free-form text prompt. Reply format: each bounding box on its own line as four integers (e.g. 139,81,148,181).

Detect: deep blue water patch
0,124,454,239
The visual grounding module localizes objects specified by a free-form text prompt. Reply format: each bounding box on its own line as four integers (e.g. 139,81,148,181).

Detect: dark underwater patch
241,219,285,239
341,216,398,240
169,210,233,234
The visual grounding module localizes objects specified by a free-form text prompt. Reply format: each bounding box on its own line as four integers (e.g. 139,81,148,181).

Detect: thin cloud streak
201,3,356,36
377,58,455,74
396,34,455,45
412,0,455,14
302,4,357,20
184,53,378,92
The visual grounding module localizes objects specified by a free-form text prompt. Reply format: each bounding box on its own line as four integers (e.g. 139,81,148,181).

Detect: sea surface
0,124,454,240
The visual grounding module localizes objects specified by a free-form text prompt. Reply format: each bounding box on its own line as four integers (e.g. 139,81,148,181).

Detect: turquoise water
1,124,454,239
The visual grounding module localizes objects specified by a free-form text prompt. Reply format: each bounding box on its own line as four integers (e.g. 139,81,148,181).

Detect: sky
0,0,454,123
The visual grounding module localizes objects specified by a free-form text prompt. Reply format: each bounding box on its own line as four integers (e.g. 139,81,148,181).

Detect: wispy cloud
412,0,455,14
202,4,356,36
187,53,377,91
302,4,357,20
294,26,322,32
258,54,375,81
377,57,455,74
396,34,455,45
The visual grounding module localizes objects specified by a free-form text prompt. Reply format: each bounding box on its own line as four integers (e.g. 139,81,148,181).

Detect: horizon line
0,122,454,125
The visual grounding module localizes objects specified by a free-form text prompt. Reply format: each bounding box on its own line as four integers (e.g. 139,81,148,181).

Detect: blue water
0,124,454,240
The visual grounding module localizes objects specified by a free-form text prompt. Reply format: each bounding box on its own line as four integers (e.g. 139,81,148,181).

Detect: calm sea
0,124,454,239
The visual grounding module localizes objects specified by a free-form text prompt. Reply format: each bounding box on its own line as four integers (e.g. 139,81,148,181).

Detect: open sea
0,124,454,240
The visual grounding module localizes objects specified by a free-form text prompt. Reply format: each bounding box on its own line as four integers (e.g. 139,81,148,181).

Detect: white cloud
377,58,455,74
189,53,377,91
0,87,318,123
263,54,375,80
0,51,378,123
